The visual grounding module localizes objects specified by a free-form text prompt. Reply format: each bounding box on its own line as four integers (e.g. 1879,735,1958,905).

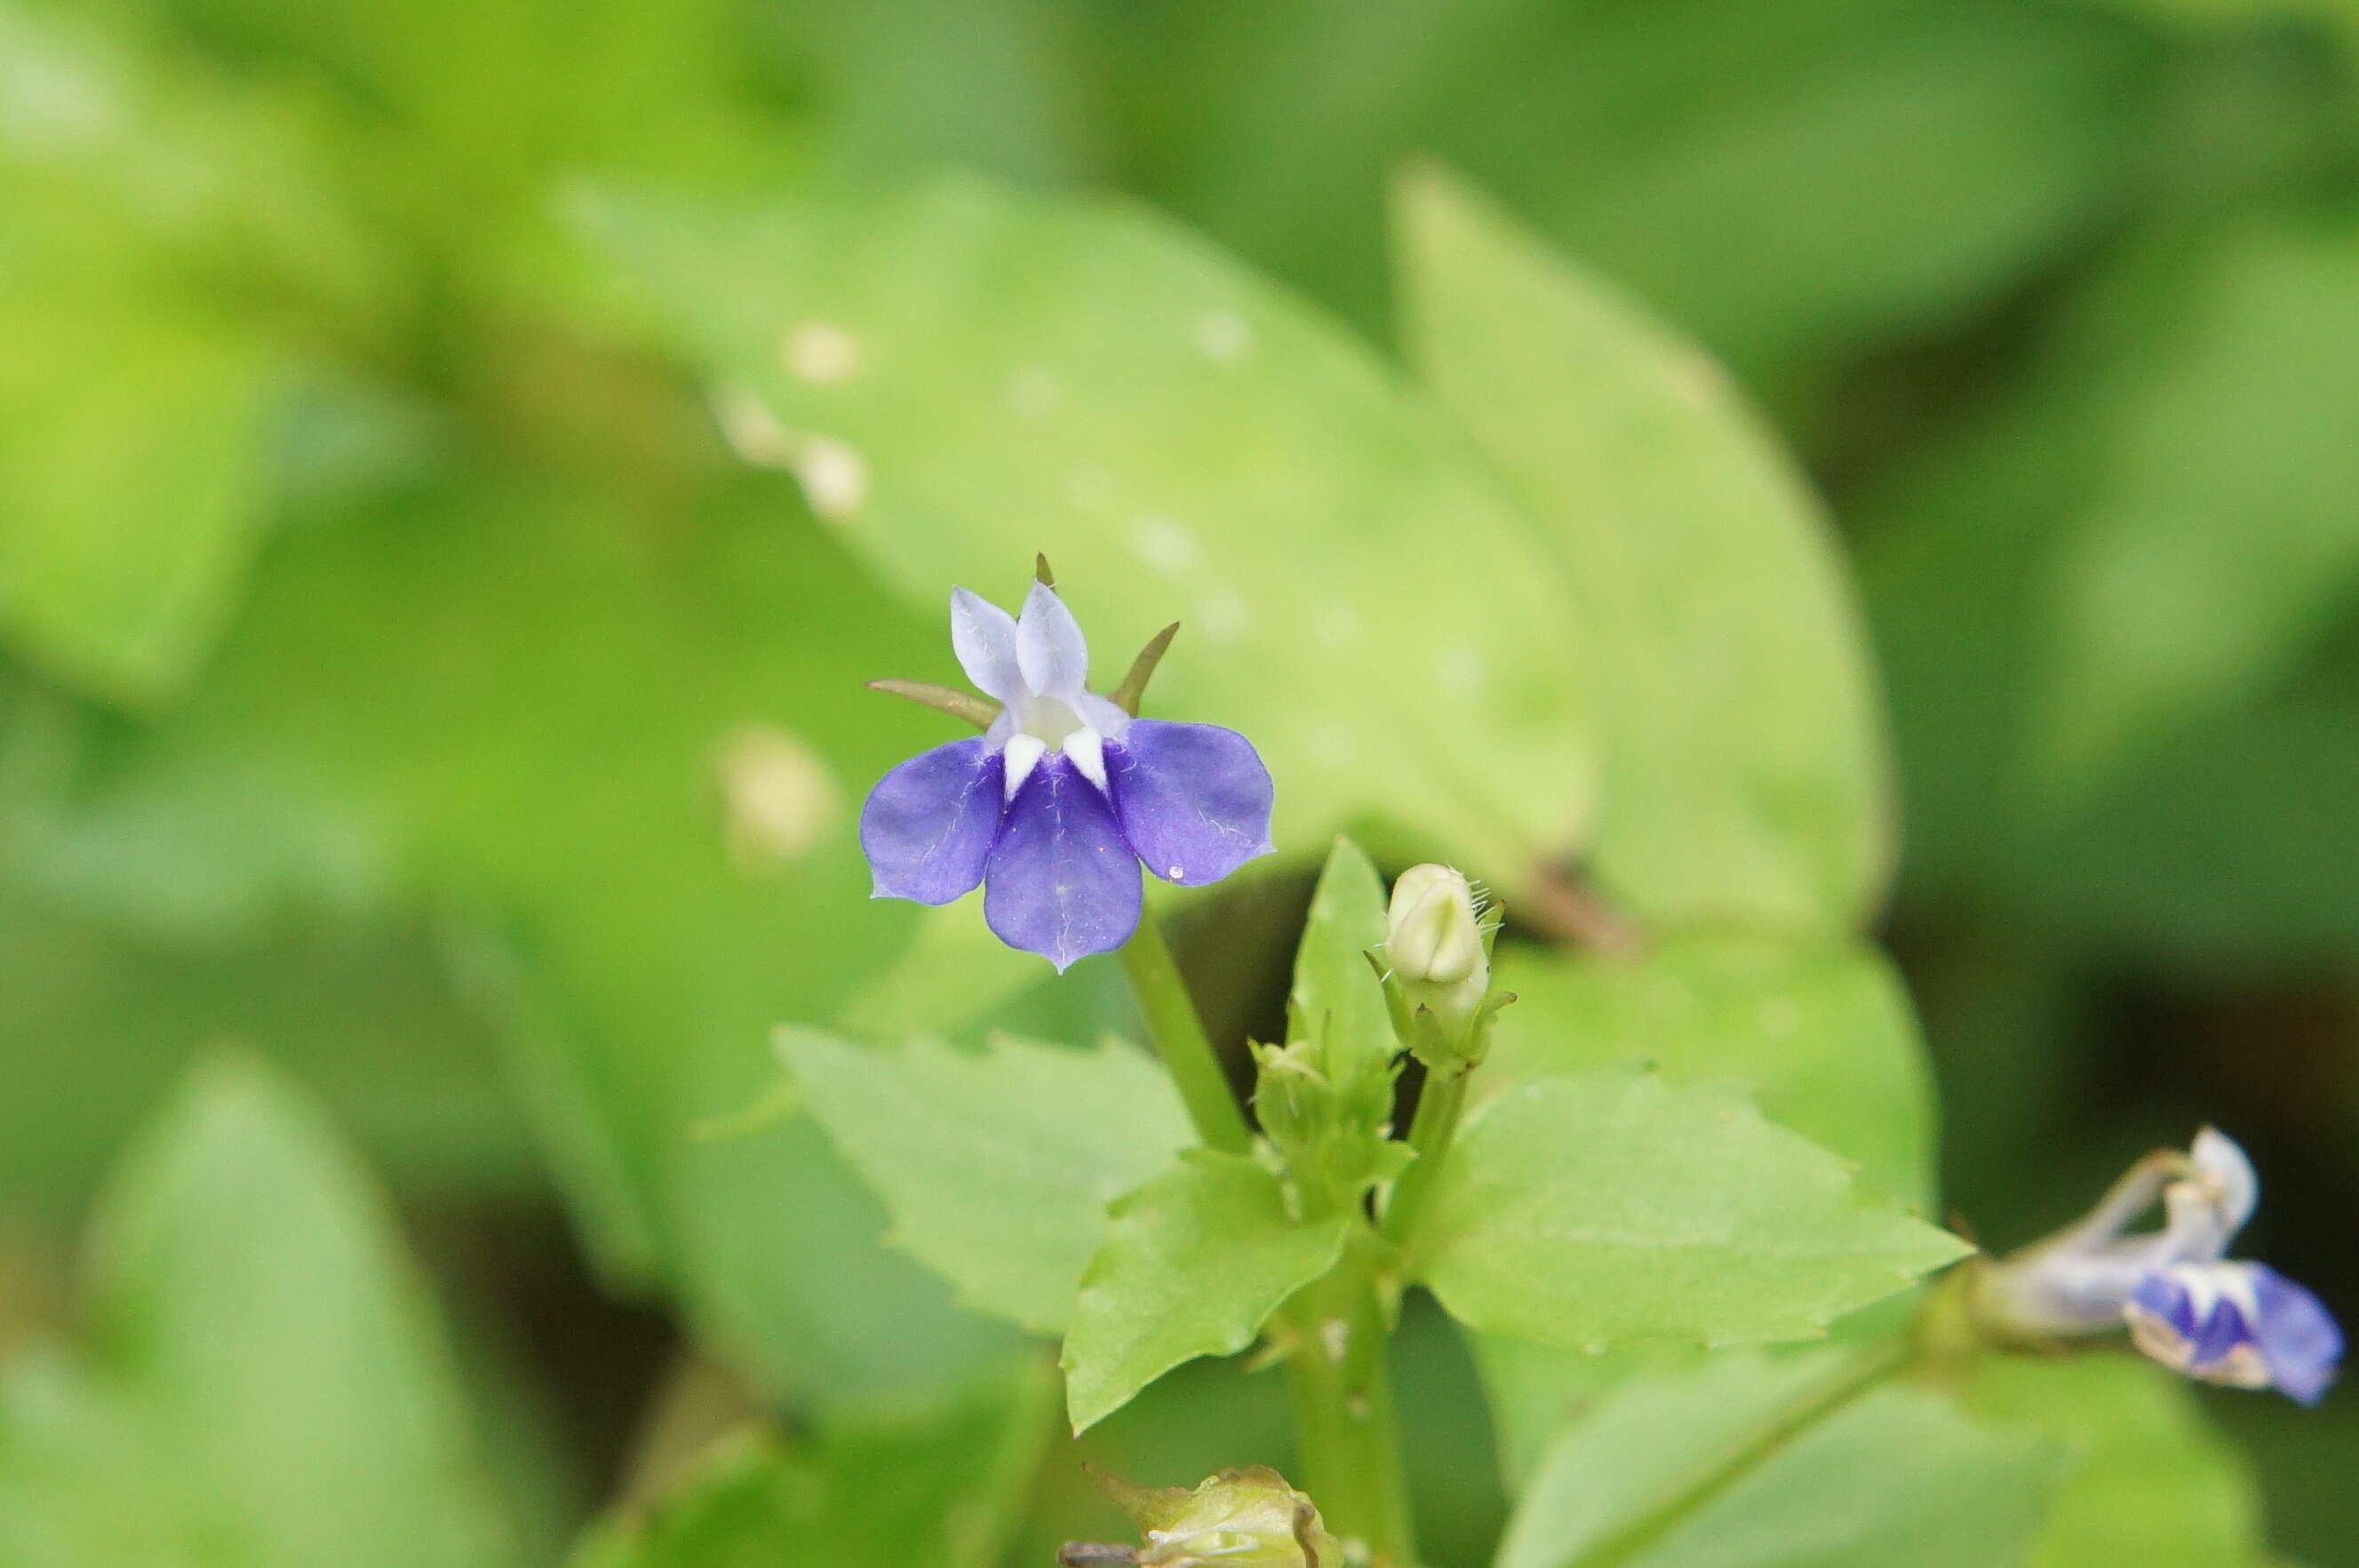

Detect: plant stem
1381,1062,1471,1247
1119,910,1252,1155
1279,1233,1420,1568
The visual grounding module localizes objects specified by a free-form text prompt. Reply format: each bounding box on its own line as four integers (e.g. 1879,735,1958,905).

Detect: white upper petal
949,587,1024,705
2191,1126,2259,1235
1016,582,1089,701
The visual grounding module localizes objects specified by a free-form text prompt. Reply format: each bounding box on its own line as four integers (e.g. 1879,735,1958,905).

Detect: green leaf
572,174,1598,877
1498,1349,2061,1568
1256,837,1404,1200
1489,937,1938,1209
571,1360,1056,1568
1286,836,1392,1080
1410,1070,1966,1350
0,295,274,704
1397,165,1889,933
0,883,541,1211
777,1028,1194,1334
1960,1354,2268,1568
2026,219,2359,801
0,1054,515,1568
25,474,1029,1413
1131,0,2146,382
1062,1150,1352,1433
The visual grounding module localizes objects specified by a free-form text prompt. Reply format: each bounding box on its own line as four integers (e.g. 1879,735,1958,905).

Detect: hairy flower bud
1385,864,1483,986
1383,864,1494,1062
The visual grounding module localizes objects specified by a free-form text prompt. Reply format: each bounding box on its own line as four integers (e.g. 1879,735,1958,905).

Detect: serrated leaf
1397,165,1889,933
571,173,1598,877
1409,1071,1967,1349
1490,936,1938,1209
777,1028,1194,1334
0,1054,516,1568
1062,1151,1351,1433
1960,1354,2268,1568
1496,1348,2063,1568
570,1360,1056,1568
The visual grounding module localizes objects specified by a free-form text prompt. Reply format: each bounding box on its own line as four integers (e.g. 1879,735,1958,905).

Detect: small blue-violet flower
1974,1127,2340,1404
860,575,1274,971
2126,1261,2341,1406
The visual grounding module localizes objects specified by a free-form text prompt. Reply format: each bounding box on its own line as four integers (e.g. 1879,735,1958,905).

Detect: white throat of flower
950,582,1132,801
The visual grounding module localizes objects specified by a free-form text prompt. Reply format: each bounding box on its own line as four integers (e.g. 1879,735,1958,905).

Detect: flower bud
1383,865,1494,1060
1385,864,1484,986
1069,1465,1339,1568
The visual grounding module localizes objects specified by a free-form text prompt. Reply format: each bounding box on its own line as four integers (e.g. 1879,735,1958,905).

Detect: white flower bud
1385,864,1485,987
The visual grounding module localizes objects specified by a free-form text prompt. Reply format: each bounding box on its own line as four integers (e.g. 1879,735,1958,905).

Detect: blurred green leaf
0,887,538,1208
1062,1151,1351,1433
777,1028,1193,1334
19,475,1031,1412
0,1055,515,1568
1410,1070,1966,1350
1495,1349,2061,1568
0,296,273,704
1132,0,2150,384
758,0,1103,185
1489,937,1939,1209
1961,1354,2269,1567
1398,168,1891,933
2030,218,2359,802
571,1359,1056,1568
572,173,1598,880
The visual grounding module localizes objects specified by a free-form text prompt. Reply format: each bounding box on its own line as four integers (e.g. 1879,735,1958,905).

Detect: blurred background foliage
2,0,2357,1560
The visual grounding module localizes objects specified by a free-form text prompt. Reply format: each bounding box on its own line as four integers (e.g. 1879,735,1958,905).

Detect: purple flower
2127,1262,2342,1406
861,580,1273,970
1977,1126,2340,1404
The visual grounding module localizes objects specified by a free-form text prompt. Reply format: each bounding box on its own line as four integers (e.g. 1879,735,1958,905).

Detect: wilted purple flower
1975,1127,2340,1404
861,578,1273,970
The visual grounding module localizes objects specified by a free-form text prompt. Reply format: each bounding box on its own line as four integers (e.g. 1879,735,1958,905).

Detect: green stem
1381,1062,1471,1247
1563,1337,1912,1568
1119,910,1251,1154
1279,1234,1420,1568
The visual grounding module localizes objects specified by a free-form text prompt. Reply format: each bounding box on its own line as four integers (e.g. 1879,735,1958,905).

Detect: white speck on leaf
781,321,860,384
716,723,840,869
1132,514,1199,576
1195,308,1253,364
1438,645,1485,698
796,435,868,517
710,385,796,469
1199,591,1247,641
1008,366,1059,418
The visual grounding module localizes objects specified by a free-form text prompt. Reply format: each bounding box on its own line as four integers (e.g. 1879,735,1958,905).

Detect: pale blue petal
950,587,1024,705
1015,581,1089,700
